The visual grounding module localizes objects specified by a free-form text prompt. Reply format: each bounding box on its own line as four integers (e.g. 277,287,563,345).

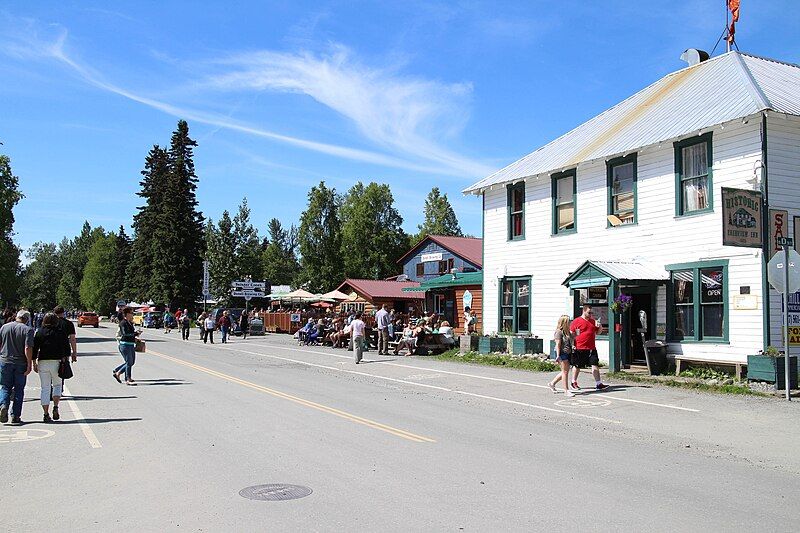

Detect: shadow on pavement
76,338,113,344
133,379,191,386
64,395,137,401
359,358,398,364
35,417,142,425
76,351,117,357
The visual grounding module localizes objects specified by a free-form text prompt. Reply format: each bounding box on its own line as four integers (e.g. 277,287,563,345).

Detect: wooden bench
674,356,744,380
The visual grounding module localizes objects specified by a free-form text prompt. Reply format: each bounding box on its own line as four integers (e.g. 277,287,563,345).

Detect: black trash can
644,340,668,376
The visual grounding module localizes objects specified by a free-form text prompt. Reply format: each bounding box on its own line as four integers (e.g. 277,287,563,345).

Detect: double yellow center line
147,348,436,444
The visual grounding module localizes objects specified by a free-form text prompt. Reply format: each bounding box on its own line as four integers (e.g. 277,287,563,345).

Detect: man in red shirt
569,305,608,391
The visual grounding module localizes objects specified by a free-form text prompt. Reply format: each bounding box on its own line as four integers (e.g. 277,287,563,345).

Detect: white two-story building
464,51,800,371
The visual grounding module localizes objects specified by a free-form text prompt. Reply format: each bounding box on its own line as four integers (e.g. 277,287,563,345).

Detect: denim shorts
555,351,571,363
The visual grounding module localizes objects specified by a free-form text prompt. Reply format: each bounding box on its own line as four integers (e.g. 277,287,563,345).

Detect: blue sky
1,1,798,256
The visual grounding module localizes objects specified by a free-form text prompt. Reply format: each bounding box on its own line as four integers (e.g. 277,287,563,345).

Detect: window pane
613,192,635,222
517,281,530,307
416,263,424,276
502,282,513,306
682,142,707,179
557,177,573,204
674,305,695,340
512,187,524,212
701,269,723,303
673,272,693,303
557,204,574,230
702,304,724,337
516,306,529,332
512,213,523,237
682,176,709,212
502,317,513,333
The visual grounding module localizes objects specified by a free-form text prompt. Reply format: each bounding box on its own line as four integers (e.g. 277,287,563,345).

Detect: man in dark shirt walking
0,310,35,425
54,306,78,362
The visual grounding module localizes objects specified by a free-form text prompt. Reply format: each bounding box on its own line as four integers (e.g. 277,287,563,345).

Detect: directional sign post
231,279,267,320
202,260,210,312
767,239,799,400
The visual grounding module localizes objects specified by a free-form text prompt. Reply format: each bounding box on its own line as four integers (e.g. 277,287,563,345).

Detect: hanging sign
721,188,762,248
769,209,789,259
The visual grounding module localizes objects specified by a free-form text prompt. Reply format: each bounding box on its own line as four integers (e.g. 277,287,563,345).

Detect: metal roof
396,235,483,268
402,271,483,292
562,260,669,288
464,52,800,194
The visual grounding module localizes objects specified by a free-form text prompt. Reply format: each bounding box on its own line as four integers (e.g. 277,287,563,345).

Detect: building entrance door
628,292,653,363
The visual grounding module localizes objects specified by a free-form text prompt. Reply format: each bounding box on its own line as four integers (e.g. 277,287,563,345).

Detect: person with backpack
180,309,191,341
163,309,174,334
33,312,73,422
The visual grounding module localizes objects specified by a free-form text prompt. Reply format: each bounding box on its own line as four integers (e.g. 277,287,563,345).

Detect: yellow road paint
147,348,436,444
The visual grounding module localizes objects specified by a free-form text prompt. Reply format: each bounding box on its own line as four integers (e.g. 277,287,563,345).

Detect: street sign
231,289,265,301
767,249,800,294
202,261,210,295
777,237,794,247
231,280,266,290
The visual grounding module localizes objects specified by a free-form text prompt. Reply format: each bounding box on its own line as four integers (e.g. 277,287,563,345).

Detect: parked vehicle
143,311,163,329
209,308,245,336
133,310,145,326
78,312,100,328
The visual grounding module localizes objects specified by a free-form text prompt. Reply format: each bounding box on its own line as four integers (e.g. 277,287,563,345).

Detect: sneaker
43,413,52,423
10,416,22,426
571,381,581,390
595,383,609,391
0,405,8,424
52,406,60,421
548,383,557,394
565,391,576,398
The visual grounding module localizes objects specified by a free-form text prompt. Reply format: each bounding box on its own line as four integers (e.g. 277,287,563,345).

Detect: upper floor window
507,182,525,240
607,155,637,226
552,170,576,234
675,133,713,216
416,263,425,277
438,258,454,275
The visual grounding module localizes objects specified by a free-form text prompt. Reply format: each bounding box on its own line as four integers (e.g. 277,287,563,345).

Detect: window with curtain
500,277,531,333
553,172,576,233
676,135,712,215
669,265,726,341
609,159,636,225
508,183,525,240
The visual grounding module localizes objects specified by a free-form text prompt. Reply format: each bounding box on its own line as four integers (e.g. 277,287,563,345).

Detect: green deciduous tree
19,243,60,311
297,181,343,293
416,186,463,242
340,181,408,279
0,155,23,303
80,233,119,313
261,218,298,286
56,222,105,308
205,213,237,303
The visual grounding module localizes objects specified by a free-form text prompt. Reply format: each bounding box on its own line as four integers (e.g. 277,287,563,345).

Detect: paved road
4,323,800,532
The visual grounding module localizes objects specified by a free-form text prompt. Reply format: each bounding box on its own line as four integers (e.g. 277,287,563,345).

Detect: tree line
11,120,466,314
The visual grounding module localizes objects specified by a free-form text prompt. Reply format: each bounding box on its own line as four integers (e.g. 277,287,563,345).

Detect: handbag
58,358,74,380
135,339,146,353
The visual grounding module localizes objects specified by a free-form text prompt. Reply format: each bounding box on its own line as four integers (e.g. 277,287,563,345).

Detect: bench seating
674,356,744,380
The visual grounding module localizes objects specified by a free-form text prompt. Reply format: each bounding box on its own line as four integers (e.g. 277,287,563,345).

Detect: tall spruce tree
261,218,298,286
20,242,60,311
232,198,263,281
113,226,132,299
416,186,463,242
340,182,408,279
0,155,23,303
205,214,237,303
297,181,342,292
127,145,169,300
56,222,105,308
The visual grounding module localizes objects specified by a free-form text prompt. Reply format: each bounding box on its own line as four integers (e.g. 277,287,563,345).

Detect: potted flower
747,346,798,390
609,293,633,313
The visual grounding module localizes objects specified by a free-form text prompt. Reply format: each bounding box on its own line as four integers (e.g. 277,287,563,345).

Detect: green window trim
551,169,577,235
606,154,638,227
666,259,729,344
674,132,714,217
507,182,525,241
498,276,532,334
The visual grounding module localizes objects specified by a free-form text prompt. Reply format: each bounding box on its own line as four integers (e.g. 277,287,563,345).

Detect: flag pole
726,0,731,53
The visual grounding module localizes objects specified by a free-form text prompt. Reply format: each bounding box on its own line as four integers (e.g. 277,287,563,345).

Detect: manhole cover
239,484,313,501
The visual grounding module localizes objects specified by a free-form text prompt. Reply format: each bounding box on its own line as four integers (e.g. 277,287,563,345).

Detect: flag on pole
727,0,740,45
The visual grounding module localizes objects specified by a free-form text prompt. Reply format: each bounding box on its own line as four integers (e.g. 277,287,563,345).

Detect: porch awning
402,271,483,293
562,260,669,289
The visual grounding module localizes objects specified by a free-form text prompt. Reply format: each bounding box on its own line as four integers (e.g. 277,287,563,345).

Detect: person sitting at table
297,318,314,345
438,320,455,346
305,319,325,345
393,321,417,356
333,322,350,348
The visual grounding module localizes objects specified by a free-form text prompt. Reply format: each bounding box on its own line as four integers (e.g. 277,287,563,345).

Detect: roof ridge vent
680,48,710,66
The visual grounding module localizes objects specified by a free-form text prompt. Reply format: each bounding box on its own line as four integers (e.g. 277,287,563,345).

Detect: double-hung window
507,183,525,240
552,170,576,234
607,155,637,225
675,133,713,216
416,263,425,278
668,261,728,342
500,277,531,333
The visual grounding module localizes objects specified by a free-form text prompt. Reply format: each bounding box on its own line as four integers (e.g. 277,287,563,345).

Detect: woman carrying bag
548,315,575,397
32,312,74,422
113,307,141,385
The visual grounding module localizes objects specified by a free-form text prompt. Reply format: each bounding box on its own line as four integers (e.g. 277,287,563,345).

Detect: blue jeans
221,326,229,343
0,361,28,418
114,344,136,381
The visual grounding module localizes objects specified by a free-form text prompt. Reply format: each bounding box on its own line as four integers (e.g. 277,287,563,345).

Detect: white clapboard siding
483,120,767,363
766,114,800,356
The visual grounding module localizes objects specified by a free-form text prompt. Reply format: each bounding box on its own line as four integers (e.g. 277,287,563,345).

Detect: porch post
609,280,620,372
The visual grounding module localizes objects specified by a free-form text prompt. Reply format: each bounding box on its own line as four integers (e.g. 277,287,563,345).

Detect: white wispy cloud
0,15,493,178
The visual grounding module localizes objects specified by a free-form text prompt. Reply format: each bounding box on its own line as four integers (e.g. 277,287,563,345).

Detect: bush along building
463,50,800,372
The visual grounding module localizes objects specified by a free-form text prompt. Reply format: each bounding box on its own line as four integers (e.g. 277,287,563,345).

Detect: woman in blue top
114,307,141,386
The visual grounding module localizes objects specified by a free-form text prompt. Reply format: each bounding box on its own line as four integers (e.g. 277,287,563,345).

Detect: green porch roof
402,271,483,292
562,260,669,288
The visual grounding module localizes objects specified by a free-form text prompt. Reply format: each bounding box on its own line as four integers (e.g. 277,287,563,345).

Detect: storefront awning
562,260,669,289
402,271,483,293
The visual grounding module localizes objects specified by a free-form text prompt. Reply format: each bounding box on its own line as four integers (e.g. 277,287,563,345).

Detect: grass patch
607,371,768,396
436,349,559,372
